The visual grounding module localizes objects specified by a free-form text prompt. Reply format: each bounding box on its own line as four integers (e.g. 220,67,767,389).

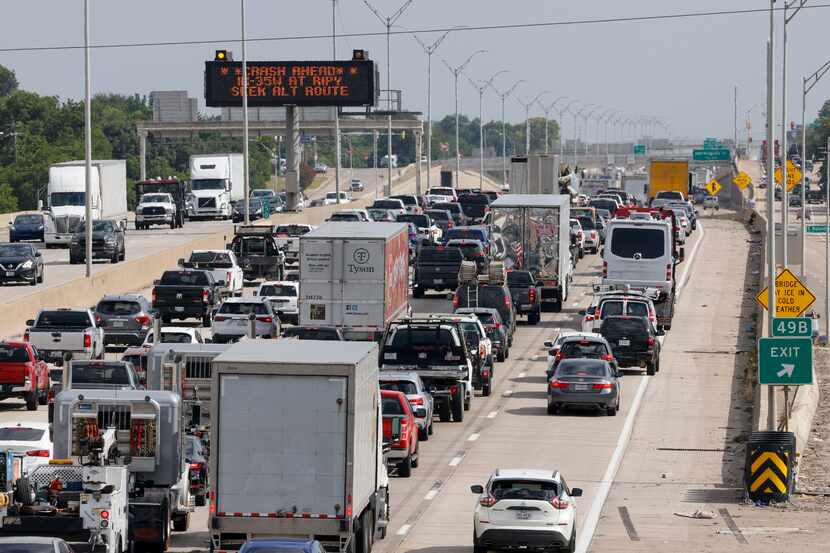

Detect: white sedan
0,422,52,475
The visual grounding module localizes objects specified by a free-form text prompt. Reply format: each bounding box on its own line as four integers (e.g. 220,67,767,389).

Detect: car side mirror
543,340,553,348
153,279,160,286
571,488,583,497
35,251,42,257
470,484,484,494
657,329,666,337
7,221,11,226
177,258,185,267
26,319,34,327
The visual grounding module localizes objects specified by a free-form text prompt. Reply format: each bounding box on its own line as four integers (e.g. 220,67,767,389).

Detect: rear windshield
426,210,450,221
383,327,464,363
189,252,233,268
491,479,560,501
275,225,311,236
600,301,624,318
609,228,666,259
0,427,45,441
373,200,403,209
329,213,360,221
146,332,193,344
577,216,596,230
283,327,341,340
433,203,461,214
259,284,297,297
472,312,496,325
0,345,29,363
560,341,607,357
507,272,534,286
589,199,618,212
380,381,418,395
446,229,485,242
419,248,462,263
96,301,141,316
601,318,648,335
463,330,480,347
397,215,429,227
382,396,405,415
72,363,131,385
556,361,609,377
656,191,683,200
458,194,490,205
391,196,416,206
36,311,91,328
449,242,483,255
218,302,268,315
429,188,455,196
160,271,210,286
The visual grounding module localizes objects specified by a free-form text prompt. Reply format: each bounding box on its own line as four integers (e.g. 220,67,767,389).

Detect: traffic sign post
755,267,817,317
705,178,722,196
758,337,813,385
771,317,812,337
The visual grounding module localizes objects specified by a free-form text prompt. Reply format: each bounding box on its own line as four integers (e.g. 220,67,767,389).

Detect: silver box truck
490,194,572,311
209,340,390,553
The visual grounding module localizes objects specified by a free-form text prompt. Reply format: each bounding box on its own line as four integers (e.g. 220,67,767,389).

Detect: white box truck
188,153,244,219
299,222,410,341
622,174,649,205
208,340,390,553
46,160,128,246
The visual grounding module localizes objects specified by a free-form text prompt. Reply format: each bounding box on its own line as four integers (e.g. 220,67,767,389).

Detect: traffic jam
0,160,704,553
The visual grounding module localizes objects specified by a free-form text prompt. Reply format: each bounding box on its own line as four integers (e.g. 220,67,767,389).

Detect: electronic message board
204,60,378,108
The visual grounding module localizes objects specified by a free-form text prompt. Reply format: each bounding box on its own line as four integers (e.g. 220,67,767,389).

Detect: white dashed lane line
487,410,499,419
449,456,463,467
424,489,439,501
468,433,480,442
396,524,411,536
502,389,514,397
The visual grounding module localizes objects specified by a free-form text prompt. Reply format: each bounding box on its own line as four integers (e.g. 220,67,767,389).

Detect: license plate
174,306,185,313
233,319,247,326
111,321,125,328
5,272,14,277
574,384,588,391
516,511,531,520
521,304,532,310
619,338,630,346
434,278,444,284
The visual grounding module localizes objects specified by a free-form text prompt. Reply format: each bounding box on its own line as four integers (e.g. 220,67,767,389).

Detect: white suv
471,468,582,553
212,297,280,343
256,281,299,325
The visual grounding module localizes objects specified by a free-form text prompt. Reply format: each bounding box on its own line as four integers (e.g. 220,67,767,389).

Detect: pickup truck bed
25,309,104,364
152,270,218,325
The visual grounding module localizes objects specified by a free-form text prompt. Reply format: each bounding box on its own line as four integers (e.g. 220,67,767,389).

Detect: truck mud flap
130,502,167,545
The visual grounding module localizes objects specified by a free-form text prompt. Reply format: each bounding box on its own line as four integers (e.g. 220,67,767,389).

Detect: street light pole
332,0,342,204
363,0,415,197
83,0,93,277
413,30,452,192
558,100,580,164
241,0,250,225
442,50,487,187
468,70,508,190
516,91,551,155
539,96,568,156
489,79,525,189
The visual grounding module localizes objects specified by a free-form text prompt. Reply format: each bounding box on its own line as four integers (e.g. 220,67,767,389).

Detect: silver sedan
547,358,621,416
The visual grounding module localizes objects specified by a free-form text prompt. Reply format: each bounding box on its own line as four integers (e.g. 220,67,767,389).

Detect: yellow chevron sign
750,451,788,475
748,451,789,495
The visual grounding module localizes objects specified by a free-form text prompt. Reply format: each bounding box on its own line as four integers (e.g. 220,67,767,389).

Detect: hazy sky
2,0,829,141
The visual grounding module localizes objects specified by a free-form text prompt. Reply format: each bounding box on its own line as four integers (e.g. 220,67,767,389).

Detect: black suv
69,219,125,264
506,270,541,324
453,282,515,347
413,246,463,297
599,316,662,375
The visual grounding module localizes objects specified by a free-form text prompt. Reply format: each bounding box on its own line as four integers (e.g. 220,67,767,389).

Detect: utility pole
488,79,525,189
363,0,414,197
83,0,93,277
468,70,508,190
734,85,739,152
413,30,452,191
442,50,487,188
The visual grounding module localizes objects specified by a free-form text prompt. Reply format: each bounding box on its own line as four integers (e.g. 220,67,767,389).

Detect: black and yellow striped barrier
745,431,795,503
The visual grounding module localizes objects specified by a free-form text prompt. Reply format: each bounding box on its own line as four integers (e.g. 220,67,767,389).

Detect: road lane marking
518,372,526,378
468,433,480,442
424,489,439,501
618,506,640,541
676,222,705,296
487,410,499,418
718,508,748,544
502,389,513,397
572,301,580,306
396,524,411,536
449,456,463,467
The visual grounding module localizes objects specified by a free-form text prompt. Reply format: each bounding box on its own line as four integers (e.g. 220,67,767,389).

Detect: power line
1,3,828,54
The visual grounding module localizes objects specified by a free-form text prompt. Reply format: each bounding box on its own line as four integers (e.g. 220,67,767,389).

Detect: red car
381,389,419,478
0,341,49,411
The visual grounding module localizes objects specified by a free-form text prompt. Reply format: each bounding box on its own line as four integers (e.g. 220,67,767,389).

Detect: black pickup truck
506,270,541,324
152,269,219,326
413,246,464,298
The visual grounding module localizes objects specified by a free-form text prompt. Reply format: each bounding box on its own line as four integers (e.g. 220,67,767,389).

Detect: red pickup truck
0,342,49,411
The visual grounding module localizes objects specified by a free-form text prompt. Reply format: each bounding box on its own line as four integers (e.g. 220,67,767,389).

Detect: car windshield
490,479,560,501
185,436,204,459
610,228,666,259
140,194,170,203
191,179,225,190
380,381,418,395
160,271,209,286
426,210,450,221
0,244,32,257
218,302,268,315
418,247,462,263
0,345,29,363
260,284,297,297
72,363,131,385
14,214,41,225
146,332,192,344
76,220,115,233
96,301,141,316
397,215,429,227
329,214,360,221
36,311,90,328
0,427,45,442
577,216,596,230
446,229,485,242
51,191,85,206
557,361,609,377
189,252,233,268
382,396,405,415
507,272,534,286
560,341,608,357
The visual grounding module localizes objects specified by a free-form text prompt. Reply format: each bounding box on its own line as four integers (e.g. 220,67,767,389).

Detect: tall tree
0,65,18,97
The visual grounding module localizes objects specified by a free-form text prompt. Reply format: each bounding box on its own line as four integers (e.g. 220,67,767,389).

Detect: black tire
504,347,509,360
120,248,126,261
161,314,172,324
15,477,34,506
356,512,372,553
38,386,47,405
566,526,576,553
482,381,491,397
606,403,618,416
528,310,540,325
202,315,212,327
172,512,190,532
473,530,486,553
29,276,36,286
646,360,656,376
412,286,424,298
547,401,558,415
497,350,505,362
161,511,171,551
464,390,470,411
37,269,44,284
170,221,176,230
452,387,464,422
411,447,419,468
398,455,412,478
195,493,207,507
112,251,119,264
418,425,429,441
25,392,38,411
438,401,451,422
428,421,434,435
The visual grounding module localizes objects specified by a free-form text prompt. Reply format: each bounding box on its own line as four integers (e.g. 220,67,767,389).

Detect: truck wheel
451,388,464,422
195,493,207,507
15,477,34,506
38,386,48,405
646,360,656,376
111,251,119,264
25,392,38,411
413,286,424,298
497,350,505,362
418,425,429,441
473,530,487,553
482,381,491,397
172,512,190,532
397,455,412,478
438,401,451,422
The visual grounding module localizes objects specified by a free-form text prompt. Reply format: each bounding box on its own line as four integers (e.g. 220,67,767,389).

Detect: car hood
138,201,173,209
0,256,32,264
74,231,115,241
191,189,225,198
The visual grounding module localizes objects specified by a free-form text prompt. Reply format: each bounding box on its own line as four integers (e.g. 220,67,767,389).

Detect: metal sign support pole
285,107,300,211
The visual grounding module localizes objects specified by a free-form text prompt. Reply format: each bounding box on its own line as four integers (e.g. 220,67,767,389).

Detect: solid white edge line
396,524,412,536
576,221,706,553
518,372,527,378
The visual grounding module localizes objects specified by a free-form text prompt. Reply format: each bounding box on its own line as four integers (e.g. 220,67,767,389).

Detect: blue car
9,212,54,243
240,538,325,553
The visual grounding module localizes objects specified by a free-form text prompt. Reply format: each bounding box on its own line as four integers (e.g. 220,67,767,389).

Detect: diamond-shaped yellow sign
733,171,752,190
756,267,817,317
706,178,722,196
774,160,803,192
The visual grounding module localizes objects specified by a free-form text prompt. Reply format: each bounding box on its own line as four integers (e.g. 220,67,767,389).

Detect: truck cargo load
209,340,389,553
647,159,689,200
300,222,410,341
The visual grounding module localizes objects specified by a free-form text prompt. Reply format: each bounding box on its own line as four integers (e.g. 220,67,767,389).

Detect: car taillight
202,289,209,303
450,385,458,395
209,492,216,515
95,314,102,325
666,264,672,280
592,382,613,389
503,294,510,308
83,334,91,348
257,316,273,324
549,380,569,389
134,315,151,327
591,231,597,239
601,354,615,362
26,449,50,457
213,316,226,322
550,497,569,509
479,495,498,507
23,330,29,342
648,336,655,347
554,351,564,361
409,397,424,406
585,314,594,321
190,462,203,470
452,294,460,308
226,271,232,285
529,288,535,303
602,261,607,278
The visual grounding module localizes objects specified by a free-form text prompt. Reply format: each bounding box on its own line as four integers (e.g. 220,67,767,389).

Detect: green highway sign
633,144,646,155
807,225,829,234
772,317,813,338
758,337,813,385
703,138,722,150
693,148,731,161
